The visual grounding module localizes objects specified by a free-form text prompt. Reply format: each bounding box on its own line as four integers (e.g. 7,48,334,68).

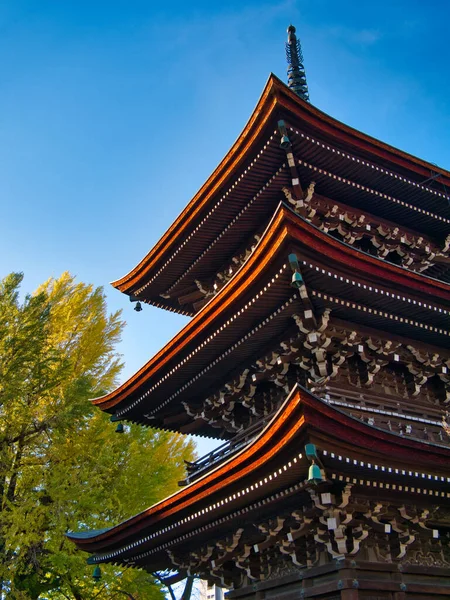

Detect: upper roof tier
112,75,450,314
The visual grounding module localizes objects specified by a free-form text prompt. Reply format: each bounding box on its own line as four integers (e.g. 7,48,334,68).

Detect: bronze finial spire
285,24,310,102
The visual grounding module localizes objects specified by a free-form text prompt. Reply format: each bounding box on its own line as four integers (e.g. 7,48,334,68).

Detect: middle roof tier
95,204,450,437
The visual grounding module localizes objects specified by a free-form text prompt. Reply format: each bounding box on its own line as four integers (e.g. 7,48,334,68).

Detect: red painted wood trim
112,75,450,296
271,75,450,184
69,385,450,553
112,77,280,292
95,204,449,412
283,208,450,300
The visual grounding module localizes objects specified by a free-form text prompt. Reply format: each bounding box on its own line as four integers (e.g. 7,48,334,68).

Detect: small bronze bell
291,271,304,289
280,134,291,149
307,460,323,485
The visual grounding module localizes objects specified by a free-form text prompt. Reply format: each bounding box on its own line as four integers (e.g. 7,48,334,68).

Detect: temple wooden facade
68,27,450,599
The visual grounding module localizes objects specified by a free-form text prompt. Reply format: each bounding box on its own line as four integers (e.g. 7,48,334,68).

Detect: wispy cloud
353,28,381,45
326,25,381,47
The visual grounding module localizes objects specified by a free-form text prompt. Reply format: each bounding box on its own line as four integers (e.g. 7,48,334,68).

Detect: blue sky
1,0,449,453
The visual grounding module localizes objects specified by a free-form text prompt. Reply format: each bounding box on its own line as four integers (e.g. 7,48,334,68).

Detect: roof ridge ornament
286,24,310,102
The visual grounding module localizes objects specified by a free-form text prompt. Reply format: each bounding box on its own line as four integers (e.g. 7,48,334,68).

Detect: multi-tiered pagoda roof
69,27,450,599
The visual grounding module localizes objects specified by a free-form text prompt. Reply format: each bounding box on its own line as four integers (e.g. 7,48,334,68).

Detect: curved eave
275,74,450,183
112,74,450,302
68,384,450,555
112,74,282,295
95,203,294,412
93,203,449,418
166,187,450,307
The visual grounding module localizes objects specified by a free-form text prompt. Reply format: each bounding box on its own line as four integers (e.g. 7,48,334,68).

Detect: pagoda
68,26,450,599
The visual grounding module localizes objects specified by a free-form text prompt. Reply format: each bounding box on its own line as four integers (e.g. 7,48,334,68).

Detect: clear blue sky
1,0,449,453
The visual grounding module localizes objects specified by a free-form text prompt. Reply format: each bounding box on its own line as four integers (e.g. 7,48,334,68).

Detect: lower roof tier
93,204,450,435
67,385,450,578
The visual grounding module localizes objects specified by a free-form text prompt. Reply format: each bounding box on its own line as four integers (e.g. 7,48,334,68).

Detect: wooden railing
322,385,448,445
179,414,274,486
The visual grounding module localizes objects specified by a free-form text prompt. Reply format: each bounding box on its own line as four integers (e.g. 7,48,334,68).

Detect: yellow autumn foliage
0,273,195,600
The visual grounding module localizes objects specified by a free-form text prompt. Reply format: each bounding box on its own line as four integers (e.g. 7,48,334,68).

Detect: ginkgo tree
0,273,195,600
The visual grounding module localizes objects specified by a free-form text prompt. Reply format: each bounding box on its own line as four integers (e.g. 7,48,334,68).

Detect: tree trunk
6,437,25,504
